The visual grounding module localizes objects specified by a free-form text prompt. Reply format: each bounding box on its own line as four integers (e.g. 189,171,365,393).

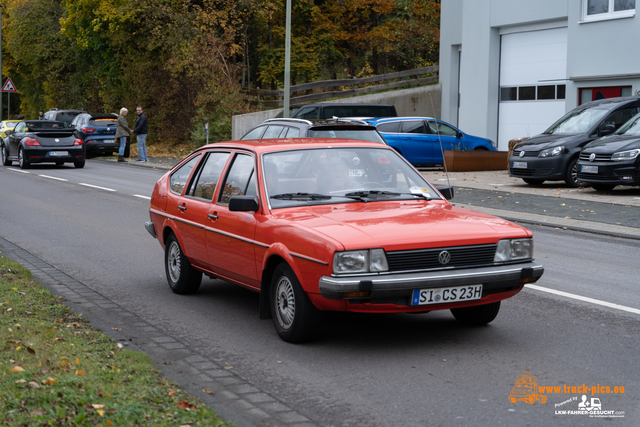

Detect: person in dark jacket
133,106,148,162
115,108,132,162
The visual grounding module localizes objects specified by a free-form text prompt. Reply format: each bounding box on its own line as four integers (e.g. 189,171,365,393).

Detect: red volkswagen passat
145,139,544,342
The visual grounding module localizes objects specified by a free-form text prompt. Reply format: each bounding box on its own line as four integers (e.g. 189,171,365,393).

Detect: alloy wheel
167,241,182,283
275,276,296,330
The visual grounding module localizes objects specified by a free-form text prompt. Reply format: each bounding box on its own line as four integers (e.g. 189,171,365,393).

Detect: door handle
177,205,187,211
208,213,218,220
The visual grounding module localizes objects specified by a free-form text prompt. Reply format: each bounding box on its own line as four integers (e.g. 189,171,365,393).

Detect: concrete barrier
231,84,442,140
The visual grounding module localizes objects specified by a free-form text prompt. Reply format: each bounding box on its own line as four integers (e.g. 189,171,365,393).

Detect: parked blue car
365,117,496,166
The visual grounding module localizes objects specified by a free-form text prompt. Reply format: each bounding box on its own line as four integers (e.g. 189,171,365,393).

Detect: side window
297,107,319,120
263,125,285,139
377,122,400,133
402,120,427,134
186,152,230,201
603,108,638,131
219,154,256,204
284,127,300,137
429,121,459,137
14,122,25,133
241,126,266,140
169,154,202,195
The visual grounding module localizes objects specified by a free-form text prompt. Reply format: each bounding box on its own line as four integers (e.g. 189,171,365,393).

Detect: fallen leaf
74,358,80,365
178,401,198,410
91,404,105,409
27,347,35,355
27,381,40,389
61,360,68,366
11,366,25,373
224,366,233,370
15,379,27,384
168,390,176,396
202,389,215,395
112,328,121,331
43,377,56,385
97,409,105,417
31,409,44,416
75,369,85,376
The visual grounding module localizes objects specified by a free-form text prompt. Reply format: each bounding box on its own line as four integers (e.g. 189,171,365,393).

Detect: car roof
295,103,395,107
263,118,374,128
578,96,640,110
366,117,436,124
199,138,390,155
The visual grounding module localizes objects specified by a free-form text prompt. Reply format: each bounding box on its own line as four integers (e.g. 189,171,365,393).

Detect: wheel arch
259,254,288,319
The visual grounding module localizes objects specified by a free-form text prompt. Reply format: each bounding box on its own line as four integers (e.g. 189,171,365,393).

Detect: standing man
133,106,148,162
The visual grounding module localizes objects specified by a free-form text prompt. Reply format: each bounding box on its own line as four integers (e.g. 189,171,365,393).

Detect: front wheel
164,233,202,295
451,301,500,326
1,145,11,166
591,184,615,192
18,148,30,169
564,157,584,188
270,263,319,343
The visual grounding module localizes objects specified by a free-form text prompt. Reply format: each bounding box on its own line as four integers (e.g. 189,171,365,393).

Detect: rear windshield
308,128,387,144
89,118,117,127
55,112,83,124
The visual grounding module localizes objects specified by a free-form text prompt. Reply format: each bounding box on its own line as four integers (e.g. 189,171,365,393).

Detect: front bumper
145,221,157,239
319,262,544,302
577,160,640,185
508,154,567,181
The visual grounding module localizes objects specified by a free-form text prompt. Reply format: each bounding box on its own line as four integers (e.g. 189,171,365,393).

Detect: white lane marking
526,284,640,316
79,183,117,192
7,168,30,174
39,174,68,182
133,194,151,200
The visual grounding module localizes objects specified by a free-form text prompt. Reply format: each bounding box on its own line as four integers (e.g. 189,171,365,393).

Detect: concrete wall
231,84,442,140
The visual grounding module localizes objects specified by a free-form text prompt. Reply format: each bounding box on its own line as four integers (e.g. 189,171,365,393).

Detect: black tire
74,160,85,169
164,233,202,295
474,146,489,151
591,184,615,192
270,263,319,343
18,148,30,169
522,178,545,185
451,301,501,326
1,144,11,166
564,157,584,188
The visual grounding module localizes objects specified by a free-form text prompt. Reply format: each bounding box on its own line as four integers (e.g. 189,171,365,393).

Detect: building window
583,0,635,21
500,85,566,102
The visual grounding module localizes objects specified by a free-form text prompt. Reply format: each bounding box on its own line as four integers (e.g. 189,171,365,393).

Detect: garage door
498,28,567,150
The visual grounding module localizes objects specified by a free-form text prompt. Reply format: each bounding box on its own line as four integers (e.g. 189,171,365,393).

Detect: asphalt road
0,160,638,426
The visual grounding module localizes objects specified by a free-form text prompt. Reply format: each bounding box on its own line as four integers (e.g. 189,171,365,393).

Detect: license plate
102,139,115,144
411,285,483,306
512,162,527,169
49,151,69,157
581,165,598,174
349,169,366,177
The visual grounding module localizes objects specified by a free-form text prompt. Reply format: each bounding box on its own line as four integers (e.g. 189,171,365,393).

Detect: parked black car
509,97,640,187
577,112,640,191
0,120,85,169
71,113,120,157
288,103,397,120
43,108,85,125
241,118,388,144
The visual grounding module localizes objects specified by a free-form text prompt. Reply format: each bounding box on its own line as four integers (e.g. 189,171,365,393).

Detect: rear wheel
1,145,11,166
18,148,30,169
270,263,319,343
74,160,85,169
591,184,615,192
522,178,545,185
164,233,202,295
451,301,501,326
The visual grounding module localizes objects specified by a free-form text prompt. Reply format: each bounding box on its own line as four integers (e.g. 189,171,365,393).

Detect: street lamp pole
1,10,3,121
283,0,291,118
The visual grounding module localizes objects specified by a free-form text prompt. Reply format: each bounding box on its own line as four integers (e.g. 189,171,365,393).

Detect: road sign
2,77,17,93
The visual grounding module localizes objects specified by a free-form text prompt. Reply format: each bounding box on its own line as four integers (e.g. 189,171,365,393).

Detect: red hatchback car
145,139,544,342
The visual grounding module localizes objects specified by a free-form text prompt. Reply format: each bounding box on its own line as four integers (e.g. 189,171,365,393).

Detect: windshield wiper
271,192,332,200
343,190,402,202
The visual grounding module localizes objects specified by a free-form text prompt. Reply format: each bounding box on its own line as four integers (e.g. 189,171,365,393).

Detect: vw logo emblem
589,153,596,162
55,139,59,143
438,250,451,265
519,151,525,158
352,157,361,166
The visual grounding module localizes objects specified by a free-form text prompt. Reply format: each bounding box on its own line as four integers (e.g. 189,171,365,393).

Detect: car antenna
430,91,453,194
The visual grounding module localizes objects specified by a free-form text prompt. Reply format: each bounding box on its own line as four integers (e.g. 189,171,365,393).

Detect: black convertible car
1,120,85,169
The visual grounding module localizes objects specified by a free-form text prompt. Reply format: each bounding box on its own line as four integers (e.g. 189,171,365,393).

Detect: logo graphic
509,371,547,404
589,153,596,162
438,250,451,265
352,156,360,165
519,151,525,158
578,395,601,411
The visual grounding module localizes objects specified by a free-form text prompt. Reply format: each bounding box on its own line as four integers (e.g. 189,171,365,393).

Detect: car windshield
614,112,640,136
307,128,387,144
543,108,609,135
263,147,439,208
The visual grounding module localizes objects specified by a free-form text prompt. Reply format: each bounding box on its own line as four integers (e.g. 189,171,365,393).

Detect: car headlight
333,249,388,274
538,146,564,157
611,149,640,161
494,239,533,262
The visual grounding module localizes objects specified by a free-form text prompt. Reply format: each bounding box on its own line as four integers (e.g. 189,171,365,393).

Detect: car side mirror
457,131,463,138
599,123,615,137
4,130,10,136
436,185,454,200
229,196,259,212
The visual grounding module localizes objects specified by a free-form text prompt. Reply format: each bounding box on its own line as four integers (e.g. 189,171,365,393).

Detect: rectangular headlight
333,249,388,274
494,238,533,262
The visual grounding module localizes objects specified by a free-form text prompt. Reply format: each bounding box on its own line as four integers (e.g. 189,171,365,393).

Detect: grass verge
0,254,229,426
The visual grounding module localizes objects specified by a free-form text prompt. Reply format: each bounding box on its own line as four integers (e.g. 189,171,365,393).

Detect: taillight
74,139,84,145
25,138,40,146
82,128,95,133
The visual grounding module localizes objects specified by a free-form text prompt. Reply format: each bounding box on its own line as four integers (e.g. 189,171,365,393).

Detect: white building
439,0,639,151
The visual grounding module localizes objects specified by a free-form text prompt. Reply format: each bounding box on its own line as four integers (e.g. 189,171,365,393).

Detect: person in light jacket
115,107,132,162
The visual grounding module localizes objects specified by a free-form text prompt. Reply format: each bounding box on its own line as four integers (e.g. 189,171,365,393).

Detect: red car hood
271,201,531,251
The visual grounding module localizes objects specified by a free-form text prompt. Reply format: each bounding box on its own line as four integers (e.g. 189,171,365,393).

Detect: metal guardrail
245,66,439,108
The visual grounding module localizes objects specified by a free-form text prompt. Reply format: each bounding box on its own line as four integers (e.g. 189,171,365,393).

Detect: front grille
577,173,609,181
580,153,612,162
386,244,497,272
512,150,540,157
510,168,553,177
